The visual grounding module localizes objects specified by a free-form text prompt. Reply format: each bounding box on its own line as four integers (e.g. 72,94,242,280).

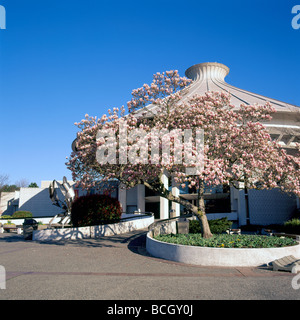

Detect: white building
118,62,300,226
2,62,299,226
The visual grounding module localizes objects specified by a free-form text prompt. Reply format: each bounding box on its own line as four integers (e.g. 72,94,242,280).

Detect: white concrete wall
32,215,154,241
0,192,17,215
146,232,300,267
18,187,65,217
0,216,62,226
0,213,139,227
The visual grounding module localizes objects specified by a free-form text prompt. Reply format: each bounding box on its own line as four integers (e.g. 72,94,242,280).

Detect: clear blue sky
0,0,299,187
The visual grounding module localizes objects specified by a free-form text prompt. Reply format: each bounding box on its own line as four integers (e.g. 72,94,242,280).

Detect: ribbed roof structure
72,62,300,152
135,62,300,150
184,62,298,112
183,62,300,149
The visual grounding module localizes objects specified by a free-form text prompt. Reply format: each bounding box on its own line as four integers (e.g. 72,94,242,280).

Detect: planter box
3,225,17,233
146,232,300,267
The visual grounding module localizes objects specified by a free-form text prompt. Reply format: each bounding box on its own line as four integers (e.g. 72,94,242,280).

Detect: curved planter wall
32,215,154,241
146,232,300,267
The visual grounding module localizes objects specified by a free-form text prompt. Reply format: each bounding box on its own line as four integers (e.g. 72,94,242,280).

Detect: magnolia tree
67,70,300,238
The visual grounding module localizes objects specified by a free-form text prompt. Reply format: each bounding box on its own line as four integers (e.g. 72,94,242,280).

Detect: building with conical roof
131,62,300,226
184,62,300,151
71,62,300,227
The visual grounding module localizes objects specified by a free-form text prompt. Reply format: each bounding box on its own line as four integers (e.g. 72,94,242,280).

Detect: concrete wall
0,186,66,218
0,192,17,215
146,232,300,267
32,215,154,241
18,187,64,217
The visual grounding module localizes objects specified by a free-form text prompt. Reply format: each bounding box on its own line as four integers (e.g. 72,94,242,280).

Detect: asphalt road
0,229,300,302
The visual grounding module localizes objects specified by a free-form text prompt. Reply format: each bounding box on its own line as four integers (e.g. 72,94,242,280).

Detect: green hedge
71,194,122,227
0,215,12,219
12,211,33,218
189,217,232,234
0,211,33,219
283,219,300,235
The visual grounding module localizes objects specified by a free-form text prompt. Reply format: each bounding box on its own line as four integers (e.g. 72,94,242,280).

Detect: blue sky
0,0,299,187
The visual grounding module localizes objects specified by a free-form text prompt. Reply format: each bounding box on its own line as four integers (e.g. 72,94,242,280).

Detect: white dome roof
133,62,300,149
183,62,299,113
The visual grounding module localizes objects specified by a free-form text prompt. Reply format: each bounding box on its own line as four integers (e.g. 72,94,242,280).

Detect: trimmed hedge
189,217,232,234
12,211,33,218
0,215,12,219
283,219,300,235
71,194,122,227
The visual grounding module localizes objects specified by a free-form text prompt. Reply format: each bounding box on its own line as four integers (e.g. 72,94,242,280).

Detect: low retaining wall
0,213,142,227
146,232,300,267
32,215,154,241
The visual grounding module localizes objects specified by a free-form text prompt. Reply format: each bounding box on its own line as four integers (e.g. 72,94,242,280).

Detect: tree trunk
143,179,213,238
196,180,213,239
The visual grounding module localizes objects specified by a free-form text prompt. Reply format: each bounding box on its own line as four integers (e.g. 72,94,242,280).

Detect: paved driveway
0,230,300,300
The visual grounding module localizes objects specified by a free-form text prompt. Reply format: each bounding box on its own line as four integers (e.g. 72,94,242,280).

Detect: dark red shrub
71,194,122,227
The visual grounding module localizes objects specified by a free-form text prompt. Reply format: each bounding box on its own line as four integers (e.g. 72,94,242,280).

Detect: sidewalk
0,230,299,300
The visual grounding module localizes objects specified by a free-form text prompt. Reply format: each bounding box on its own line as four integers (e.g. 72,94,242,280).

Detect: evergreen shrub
283,219,300,235
12,211,33,218
71,194,122,227
189,217,232,234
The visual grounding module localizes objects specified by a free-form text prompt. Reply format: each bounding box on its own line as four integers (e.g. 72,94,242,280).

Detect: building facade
2,62,299,226
120,62,300,226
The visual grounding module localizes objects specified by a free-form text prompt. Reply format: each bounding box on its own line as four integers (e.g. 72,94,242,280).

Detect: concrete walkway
0,230,300,300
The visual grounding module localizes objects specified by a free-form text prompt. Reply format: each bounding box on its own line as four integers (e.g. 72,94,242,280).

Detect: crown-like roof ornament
185,62,230,82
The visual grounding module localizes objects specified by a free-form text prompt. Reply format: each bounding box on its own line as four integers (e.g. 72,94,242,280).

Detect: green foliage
4,220,16,226
12,211,33,218
154,233,297,248
28,182,39,188
71,194,122,227
0,215,12,219
189,217,232,234
188,220,202,233
283,219,300,234
0,185,19,192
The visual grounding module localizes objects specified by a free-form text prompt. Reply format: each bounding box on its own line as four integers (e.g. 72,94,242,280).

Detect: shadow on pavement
127,232,152,257
0,229,153,255
0,233,25,242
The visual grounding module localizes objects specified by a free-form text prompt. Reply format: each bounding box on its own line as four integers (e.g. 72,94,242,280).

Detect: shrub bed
12,211,33,218
3,220,16,226
189,217,232,234
71,194,122,227
0,215,12,219
153,233,297,248
283,219,300,234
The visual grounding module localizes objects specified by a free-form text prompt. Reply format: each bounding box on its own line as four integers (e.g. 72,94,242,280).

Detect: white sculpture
49,176,75,227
